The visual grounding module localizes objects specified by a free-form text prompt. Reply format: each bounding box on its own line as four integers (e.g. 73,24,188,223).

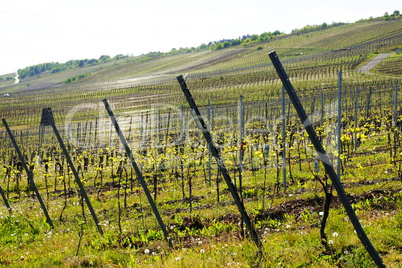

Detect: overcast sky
0,0,400,75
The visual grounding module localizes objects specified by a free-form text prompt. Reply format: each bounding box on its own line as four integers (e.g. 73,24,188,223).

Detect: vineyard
0,16,401,267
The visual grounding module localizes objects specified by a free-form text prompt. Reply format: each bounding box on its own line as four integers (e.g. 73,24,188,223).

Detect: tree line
291,22,346,35
167,30,284,54
136,30,285,62
17,54,128,79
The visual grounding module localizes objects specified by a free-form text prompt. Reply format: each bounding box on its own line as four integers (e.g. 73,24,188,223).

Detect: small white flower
175,257,181,261
319,211,324,216
200,249,205,254
328,240,334,245
144,249,150,254
332,232,339,237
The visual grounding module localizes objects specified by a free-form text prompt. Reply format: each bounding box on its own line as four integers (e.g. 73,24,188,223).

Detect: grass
0,128,401,267
2,191,400,267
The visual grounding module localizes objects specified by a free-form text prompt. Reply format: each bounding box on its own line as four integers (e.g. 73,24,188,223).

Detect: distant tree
251,34,259,41
114,54,127,60
17,69,26,79
99,55,111,62
230,39,242,46
223,41,231,48
259,33,269,41
384,12,389,17
34,66,40,75
51,67,61,74
198,43,208,50
393,10,400,16
208,43,217,50
213,43,224,50
51,66,66,73
65,60,79,67
87,59,98,65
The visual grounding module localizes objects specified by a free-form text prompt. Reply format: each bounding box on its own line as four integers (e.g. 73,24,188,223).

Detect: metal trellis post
337,71,342,179
268,50,385,268
0,185,11,212
2,118,53,228
281,85,287,191
176,75,262,249
44,109,103,235
102,99,173,248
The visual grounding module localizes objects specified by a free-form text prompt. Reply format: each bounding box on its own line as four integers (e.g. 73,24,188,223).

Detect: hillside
0,16,402,127
0,15,400,130
1,16,401,96
0,15,399,128
1,14,402,267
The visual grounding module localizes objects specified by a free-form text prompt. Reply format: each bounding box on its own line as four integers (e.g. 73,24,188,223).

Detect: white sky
0,0,400,75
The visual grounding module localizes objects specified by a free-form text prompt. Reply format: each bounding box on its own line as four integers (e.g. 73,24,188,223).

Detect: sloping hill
1,16,401,96
0,15,401,128
358,53,393,73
